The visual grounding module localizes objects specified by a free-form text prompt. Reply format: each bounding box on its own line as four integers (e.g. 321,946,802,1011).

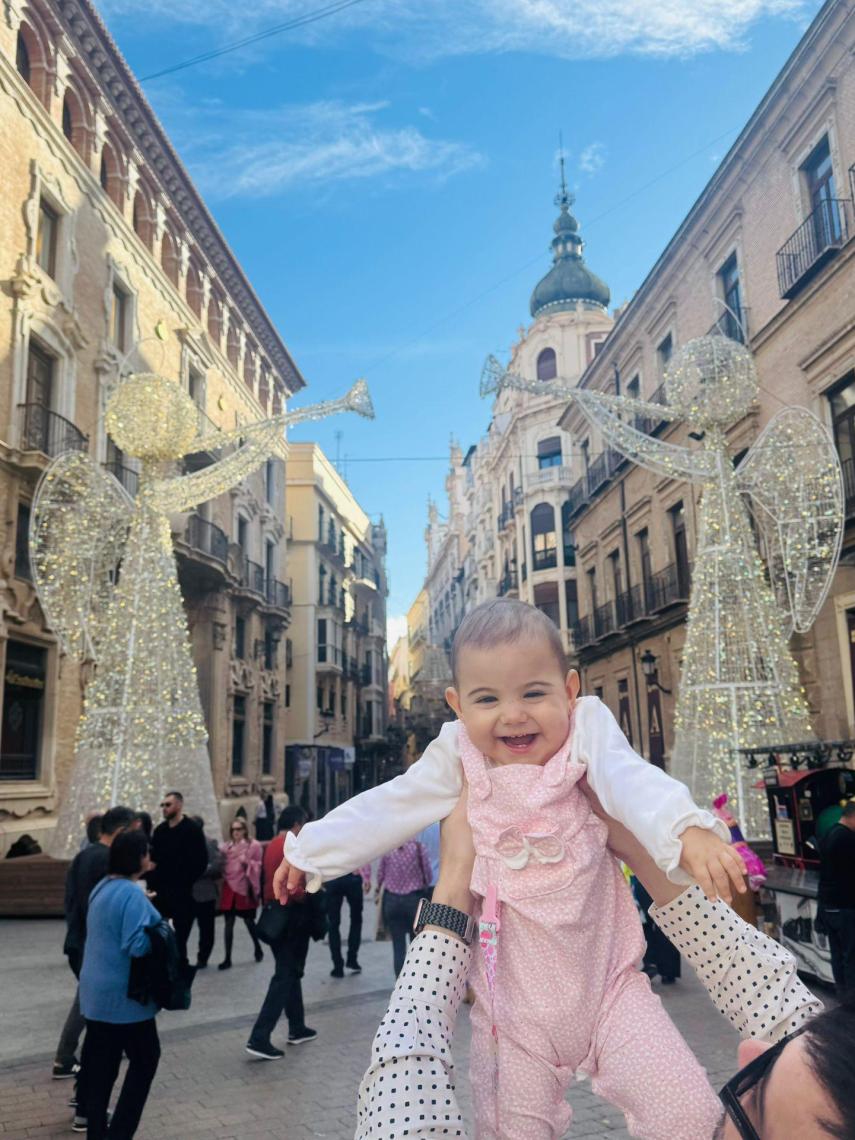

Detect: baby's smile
497,731,540,754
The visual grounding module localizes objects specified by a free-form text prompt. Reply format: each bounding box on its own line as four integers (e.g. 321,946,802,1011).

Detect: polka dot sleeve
649,884,823,1043
356,931,472,1138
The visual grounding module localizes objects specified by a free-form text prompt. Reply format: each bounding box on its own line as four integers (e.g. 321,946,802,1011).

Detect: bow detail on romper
494,828,565,871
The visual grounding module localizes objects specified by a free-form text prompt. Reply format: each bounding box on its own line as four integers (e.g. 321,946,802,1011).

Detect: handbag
257,899,290,945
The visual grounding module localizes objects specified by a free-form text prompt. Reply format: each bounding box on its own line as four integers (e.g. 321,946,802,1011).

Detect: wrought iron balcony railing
777,198,851,300
104,461,139,497
185,514,229,563
497,569,519,596
572,563,693,649
264,578,291,609
240,557,266,595
18,404,87,457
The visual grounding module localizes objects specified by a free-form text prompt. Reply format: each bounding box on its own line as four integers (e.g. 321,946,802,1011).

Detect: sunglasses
718,1029,804,1139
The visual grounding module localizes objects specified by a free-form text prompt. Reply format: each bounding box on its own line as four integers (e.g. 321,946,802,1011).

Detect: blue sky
101,0,821,630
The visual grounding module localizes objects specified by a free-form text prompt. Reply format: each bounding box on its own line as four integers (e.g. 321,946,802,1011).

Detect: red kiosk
741,741,855,984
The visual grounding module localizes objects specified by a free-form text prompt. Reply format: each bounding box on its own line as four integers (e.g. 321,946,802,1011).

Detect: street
0,916,778,1139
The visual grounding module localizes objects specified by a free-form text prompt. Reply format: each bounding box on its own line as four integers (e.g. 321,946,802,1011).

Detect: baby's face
445,636,579,766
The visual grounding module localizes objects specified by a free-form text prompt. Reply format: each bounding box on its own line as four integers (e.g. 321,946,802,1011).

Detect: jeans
248,931,311,1045
56,986,85,1066
80,1018,160,1140
191,899,216,965
326,873,364,969
382,890,422,977
824,907,855,995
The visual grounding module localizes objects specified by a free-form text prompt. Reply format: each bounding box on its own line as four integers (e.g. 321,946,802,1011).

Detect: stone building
0,0,301,849
559,0,855,769
284,443,390,818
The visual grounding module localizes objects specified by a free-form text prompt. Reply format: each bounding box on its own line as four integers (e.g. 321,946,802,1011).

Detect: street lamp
640,648,672,695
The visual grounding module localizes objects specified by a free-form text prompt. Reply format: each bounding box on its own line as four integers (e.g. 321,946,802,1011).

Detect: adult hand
432,783,476,916
272,853,307,905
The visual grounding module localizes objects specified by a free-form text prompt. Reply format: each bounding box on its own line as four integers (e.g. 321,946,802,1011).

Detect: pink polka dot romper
459,722,722,1140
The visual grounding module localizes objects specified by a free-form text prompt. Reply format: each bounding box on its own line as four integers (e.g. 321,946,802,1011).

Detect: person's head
229,817,249,843
839,801,855,831
716,999,855,1139
445,599,579,766
85,814,103,845
108,829,150,879
131,811,153,839
277,805,308,837
160,791,183,822
99,805,136,844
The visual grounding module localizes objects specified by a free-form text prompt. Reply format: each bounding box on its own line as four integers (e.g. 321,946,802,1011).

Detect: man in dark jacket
149,791,208,964
55,804,135,1079
819,799,855,994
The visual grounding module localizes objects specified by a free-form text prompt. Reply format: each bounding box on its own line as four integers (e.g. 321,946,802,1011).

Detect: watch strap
413,898,476,945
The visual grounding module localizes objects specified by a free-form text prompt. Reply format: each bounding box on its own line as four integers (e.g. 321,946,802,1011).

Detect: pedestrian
190,816,222,969
79,814,102,852
148,791,208,964
245,806,324,1059
131,812,152,840
255,791,274,841
415,821,440,896
277,599,744,1137
632,875,681,984
78,829,161,1139
818,799,855,995
378,838,433,977
326,865,371,978
218,816,264,969
55,805,136,1082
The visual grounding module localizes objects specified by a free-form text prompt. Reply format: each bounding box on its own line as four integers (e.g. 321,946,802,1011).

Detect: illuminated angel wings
481,354,844,635
30,379,375,662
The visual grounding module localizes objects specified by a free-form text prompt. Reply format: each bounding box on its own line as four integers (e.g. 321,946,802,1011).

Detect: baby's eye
524,690,546,699
475,696,497,705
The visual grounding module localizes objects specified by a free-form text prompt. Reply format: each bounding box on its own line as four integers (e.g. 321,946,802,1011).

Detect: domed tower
530,176,610,319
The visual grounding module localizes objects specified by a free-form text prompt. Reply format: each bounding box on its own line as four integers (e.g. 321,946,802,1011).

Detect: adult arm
119,889,159,958
578,697,728,882
285,721,463,890
246,841,263,900
187,821,209,884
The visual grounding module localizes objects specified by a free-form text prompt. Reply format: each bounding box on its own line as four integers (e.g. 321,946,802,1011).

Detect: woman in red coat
218,818,264,969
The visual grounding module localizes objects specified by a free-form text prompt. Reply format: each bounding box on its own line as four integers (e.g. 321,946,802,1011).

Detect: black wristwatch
413,897,477,945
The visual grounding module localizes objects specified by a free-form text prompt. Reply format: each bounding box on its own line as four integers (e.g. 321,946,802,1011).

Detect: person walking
190,816,222,969
377,838,433,977
326,865,371,978
55,805,136,1082
255,791,275,841
246,807,324,1059
218,817,264,969
78,830,161,1140
818,799,855,994
149,792,208,964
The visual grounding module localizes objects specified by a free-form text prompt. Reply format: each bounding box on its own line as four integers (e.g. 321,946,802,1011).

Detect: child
276,599,745,1138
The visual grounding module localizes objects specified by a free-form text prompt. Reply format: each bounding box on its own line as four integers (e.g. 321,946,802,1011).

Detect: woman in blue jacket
79,828,161,1139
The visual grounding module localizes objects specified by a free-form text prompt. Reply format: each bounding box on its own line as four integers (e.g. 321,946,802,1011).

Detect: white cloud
387,614,408,647
111,0,815,61
172,100,483,198
579,141,606,175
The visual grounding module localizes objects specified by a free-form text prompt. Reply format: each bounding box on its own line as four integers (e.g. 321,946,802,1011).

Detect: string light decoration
33,370,374,859
482,336,844,836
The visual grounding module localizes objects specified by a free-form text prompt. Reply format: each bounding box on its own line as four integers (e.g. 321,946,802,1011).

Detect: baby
276,599,745,1139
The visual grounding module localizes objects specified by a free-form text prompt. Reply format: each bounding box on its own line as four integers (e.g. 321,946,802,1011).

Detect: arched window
61,88,89,160
99,140,123,209
61,92,73,141
243,342,257,391
530,503,556,571
207,291,223,343
16,30,31,83
132,189,154,249
258,367,270,411
226,321,240,368
161,227,179,286
537,347,557,382
185,259,203,318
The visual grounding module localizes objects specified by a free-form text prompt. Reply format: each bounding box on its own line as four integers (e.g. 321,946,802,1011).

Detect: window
537,436,562,469
328,574,337,607
227,324,240,368
316,685,324,712
608,549,622,600
263,629,276,671
186,260,203,318
317,618,327,663
580,438,590,472
132,192,153,249
265,541,276,585
587,567,598,614
670,502,690,595
234,616,246,659
236,515,248,550
657,333,673,377
561,502,575,566
1,641,47,781
161,228,179,286
530,503,557,570
829,373,855,505
61,93,73,142
110,282,129,352
231,695,246,776
341,688,347,719
262,702,274,776
285,684,291,708
565,579,578,626
533,582,559,627
36,199,58,278
318,505,324,541
15,503,31,581
626,375,640,401
265,459,276,504
802,135,842,247
536,347,557,382
637,528,652,608
717,253,744,341
16,30,31,83
24,339,54,424
188,367,205,415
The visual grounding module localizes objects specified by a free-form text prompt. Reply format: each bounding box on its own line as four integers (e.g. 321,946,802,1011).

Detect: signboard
646,684,665,769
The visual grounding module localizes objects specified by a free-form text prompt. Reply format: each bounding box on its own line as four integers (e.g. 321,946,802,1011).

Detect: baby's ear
565,669,580,704
445,687,462,718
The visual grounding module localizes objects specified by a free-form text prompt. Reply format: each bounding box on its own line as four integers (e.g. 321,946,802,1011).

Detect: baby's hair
450,599,569,685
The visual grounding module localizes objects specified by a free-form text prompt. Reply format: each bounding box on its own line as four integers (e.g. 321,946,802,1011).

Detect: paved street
0,914,773,1139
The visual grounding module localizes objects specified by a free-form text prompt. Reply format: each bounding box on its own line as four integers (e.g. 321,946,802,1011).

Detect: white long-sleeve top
287,697,728,889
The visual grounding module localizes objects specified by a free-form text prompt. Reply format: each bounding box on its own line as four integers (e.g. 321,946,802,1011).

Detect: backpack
128,919,195,1011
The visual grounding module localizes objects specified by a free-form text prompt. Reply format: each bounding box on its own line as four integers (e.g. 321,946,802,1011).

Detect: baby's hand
272,853,307,905
679,826,747,903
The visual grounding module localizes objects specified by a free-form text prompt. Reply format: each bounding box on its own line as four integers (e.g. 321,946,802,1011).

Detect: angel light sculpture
32,365,373,859
482,334,844,836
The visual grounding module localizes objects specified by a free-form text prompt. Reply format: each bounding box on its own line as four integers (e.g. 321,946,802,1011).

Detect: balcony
572,563,692,649
777,198,851,300
497,503,514,532
317,644,343,671
530,464,574,489
346,616,369,637
239,556,266,596
184,514,229,564
532,549,558,572
263,577,291,611
18,404,87,458
645,562,691,611
497,568,519,596
319,536,346,568
104,460,139,497
842,457,855,518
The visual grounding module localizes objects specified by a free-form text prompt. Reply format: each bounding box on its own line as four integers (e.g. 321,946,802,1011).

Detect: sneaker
330,966,344,978
196,960,208,970
217,960,232,971
345,960,362,973
52,1060,80,1080
245,1041,285,1060
287,1027,318,1046
71,1116,87,1132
